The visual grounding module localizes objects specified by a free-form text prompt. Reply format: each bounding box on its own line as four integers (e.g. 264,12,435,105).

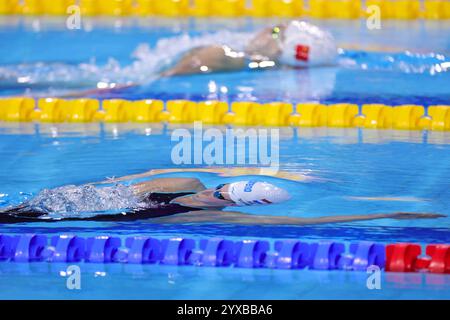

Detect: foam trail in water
0,30,254,93
338,49,450,74
123,30,253,83
23,184,148,218
1,30,448,97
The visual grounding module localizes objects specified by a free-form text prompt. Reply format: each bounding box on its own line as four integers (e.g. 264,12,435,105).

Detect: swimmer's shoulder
132,177,205,195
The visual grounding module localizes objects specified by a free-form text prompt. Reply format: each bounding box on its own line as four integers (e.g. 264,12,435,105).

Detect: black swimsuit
0,192,203,224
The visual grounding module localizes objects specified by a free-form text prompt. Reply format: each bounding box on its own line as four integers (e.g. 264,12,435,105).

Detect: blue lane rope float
0,234,449,273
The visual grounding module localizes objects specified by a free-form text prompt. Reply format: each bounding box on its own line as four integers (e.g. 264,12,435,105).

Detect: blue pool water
0,17,449,299
0,17,449,105
0,124,449,299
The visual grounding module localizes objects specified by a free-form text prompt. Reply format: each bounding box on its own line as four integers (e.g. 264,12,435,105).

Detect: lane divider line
1,97,450,131
0,234,449,273
0,0,449,20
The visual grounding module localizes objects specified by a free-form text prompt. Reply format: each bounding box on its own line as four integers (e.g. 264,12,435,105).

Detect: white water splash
1,29,447,96
24,184,147,218
122,30,253,83
338,49,450,74
0,30,254,90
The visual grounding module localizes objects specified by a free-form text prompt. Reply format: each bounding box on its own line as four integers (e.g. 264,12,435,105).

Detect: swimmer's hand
391,212,446,220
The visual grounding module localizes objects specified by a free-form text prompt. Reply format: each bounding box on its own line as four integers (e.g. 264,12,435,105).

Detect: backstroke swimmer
159,20,337,76
65,20,337,97
0,167,445,225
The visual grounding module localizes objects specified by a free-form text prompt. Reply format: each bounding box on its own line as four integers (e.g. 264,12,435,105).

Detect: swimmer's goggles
271,25,284,49
213,184,227,201
271,26,282,40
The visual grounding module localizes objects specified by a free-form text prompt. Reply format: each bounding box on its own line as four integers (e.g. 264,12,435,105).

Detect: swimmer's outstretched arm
150,211,446,226
93,167,315,184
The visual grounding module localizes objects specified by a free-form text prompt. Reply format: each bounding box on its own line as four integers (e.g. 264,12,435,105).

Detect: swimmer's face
245,25,286,60
191,184,235,208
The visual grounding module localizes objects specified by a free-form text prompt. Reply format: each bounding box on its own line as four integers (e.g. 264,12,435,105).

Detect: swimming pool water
0,18,449,105
0,124,449,299
1,262,449,300
0,17,449,299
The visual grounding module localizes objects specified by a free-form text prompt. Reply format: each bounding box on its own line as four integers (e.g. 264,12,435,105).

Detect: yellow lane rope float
0,0,449,20
1,97,450,131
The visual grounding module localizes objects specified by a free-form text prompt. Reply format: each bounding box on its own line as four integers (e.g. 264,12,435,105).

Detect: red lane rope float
386,243,450,274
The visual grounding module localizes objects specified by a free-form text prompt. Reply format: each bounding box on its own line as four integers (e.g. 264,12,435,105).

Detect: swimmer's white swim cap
278,21,338,67
227,181,291,206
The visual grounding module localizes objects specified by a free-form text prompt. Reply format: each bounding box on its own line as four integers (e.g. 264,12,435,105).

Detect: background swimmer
65,20,337,97
0,169,444,225
160,20,337,76
4,20,448,99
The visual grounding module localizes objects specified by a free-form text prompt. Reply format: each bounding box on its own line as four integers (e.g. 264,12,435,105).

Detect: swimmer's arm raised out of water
150,211,445,226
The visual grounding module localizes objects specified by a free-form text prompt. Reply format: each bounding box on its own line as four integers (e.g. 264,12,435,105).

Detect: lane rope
1,98,450,131
0,233,448,273
0,0,448,20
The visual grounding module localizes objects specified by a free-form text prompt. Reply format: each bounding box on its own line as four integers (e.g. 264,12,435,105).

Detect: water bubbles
0,30,254,93
24,183,147,219
340,49,450,75
17,76,31,83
